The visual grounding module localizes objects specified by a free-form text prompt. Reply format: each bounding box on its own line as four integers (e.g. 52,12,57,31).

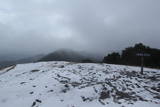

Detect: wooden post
141,56,144,75
136,53,150,75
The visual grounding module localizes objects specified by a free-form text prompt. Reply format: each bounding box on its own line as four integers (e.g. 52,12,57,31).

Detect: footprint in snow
31,99,42,107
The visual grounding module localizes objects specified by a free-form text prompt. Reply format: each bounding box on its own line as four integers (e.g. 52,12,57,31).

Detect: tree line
103,43,160,68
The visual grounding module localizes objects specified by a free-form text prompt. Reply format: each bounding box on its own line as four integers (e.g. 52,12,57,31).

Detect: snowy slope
0,61,160,107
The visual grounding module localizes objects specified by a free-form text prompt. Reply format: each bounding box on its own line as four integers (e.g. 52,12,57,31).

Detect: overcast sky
0,0,160,57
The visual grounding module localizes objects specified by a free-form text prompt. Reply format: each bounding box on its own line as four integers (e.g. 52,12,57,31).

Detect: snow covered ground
0,61,160,107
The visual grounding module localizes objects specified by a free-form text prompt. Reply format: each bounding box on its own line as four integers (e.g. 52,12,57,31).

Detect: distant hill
0,49,102,69
39,49,87,62
39,49,102,63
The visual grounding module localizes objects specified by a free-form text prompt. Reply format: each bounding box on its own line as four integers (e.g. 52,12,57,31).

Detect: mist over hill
0,49,103,68
39,49,102,63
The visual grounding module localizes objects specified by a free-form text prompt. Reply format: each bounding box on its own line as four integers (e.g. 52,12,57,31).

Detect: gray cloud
0,0,160,56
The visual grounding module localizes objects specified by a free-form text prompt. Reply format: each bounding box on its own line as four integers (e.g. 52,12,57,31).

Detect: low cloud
0,0,160,56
